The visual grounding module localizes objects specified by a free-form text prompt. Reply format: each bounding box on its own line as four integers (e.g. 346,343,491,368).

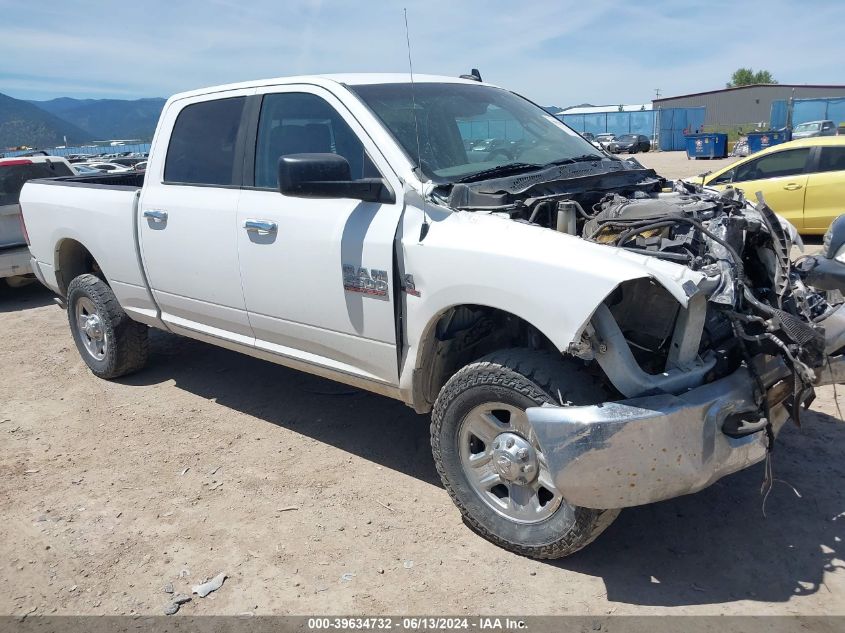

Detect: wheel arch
55,238,105,296
408,302,571,413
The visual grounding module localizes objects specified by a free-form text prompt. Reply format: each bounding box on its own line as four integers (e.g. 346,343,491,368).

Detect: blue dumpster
747,130,791,154
685,133,728,159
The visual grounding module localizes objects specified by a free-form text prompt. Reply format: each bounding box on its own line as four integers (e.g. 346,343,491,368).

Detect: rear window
818,146,845,173
0,160,73,206
164,97,246,186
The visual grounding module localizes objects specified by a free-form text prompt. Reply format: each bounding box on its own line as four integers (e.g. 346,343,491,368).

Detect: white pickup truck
20,74,845,559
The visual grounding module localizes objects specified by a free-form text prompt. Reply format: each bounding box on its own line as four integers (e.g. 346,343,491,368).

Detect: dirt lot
2,151,843,617
634,150,737,181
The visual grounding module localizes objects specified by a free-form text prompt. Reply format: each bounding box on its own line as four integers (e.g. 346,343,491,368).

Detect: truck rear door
138,89,255,341
235,85,405,385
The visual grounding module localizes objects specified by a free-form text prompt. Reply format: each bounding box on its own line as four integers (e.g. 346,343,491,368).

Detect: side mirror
823,214,845,259
278,153,394,204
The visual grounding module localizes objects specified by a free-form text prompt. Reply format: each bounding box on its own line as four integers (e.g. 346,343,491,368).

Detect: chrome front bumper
527,359,800,509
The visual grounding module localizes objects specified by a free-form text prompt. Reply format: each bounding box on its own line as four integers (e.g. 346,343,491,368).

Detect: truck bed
30,171,145,189
20,172,150,305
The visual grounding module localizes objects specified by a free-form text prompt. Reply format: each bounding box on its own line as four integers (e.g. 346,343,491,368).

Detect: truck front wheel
67,274,149,379
431,349,619,559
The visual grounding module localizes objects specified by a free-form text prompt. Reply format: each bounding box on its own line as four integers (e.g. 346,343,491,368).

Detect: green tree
727,68,777,88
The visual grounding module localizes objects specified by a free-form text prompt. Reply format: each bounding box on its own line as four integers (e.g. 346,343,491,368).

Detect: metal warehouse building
653,84,845,128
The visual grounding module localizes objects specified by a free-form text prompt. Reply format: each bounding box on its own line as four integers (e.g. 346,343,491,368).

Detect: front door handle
783,183,803,191
143,209,168,222
244,219,277,234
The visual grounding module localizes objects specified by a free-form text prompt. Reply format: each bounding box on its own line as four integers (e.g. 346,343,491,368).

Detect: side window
734,148,810,182
709,168,735,185
818,147,845,173
164,97,246,186
254,92,375,189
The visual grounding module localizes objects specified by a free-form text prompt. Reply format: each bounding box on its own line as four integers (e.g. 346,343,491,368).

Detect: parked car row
581,133,650,154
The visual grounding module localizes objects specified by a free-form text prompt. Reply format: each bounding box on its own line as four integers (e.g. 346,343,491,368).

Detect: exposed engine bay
433,157,845,437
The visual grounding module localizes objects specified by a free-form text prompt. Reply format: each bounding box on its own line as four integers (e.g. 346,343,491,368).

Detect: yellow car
693,136,845,234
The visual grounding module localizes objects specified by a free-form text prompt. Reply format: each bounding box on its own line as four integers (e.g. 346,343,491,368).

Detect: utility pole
653,89,661,150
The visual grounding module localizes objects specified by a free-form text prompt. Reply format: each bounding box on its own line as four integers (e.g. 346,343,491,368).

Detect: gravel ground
1,152,843,617
634,150,737,180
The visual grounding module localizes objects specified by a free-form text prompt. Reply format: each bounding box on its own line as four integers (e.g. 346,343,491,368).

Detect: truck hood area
429,158,845,411
424,159,845,509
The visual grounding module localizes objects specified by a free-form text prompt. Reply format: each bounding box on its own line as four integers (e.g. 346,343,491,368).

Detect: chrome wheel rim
75,296,107,361
458,402,563,524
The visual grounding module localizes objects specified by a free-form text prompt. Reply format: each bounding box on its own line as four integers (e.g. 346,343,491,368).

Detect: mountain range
2,90,569,151
0,92,165,149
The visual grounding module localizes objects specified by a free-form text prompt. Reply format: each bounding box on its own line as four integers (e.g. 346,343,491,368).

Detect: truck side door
236,86,404,385
138,90,255,341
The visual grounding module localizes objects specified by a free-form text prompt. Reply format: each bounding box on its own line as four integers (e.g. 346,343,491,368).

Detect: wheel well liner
411,304,559,413
56,239,103,296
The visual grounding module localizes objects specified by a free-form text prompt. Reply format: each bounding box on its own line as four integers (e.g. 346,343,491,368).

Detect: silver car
792,120,837,139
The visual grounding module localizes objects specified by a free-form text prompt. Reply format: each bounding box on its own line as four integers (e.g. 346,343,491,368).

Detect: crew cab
20,74,845,559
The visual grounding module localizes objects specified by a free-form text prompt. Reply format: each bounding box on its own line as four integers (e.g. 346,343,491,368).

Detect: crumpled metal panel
527,362,790,509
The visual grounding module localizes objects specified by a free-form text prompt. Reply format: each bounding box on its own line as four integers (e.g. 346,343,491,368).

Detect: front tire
431,349,619,559
67,274,148,379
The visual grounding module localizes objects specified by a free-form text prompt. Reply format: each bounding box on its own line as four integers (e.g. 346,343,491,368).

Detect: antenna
403,8,423,174
403,7,429,240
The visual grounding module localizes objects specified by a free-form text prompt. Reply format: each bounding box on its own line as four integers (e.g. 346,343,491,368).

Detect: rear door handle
143,209,168,222
244,219,277,234
783,183,803,191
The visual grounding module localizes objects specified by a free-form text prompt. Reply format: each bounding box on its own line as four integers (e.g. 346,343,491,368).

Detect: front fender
399,207,705,366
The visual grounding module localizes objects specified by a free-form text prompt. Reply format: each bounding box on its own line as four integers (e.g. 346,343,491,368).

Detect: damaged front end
520,183,845,508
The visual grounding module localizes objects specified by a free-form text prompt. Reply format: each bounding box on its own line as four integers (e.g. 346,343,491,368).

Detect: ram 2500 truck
20,74,845,559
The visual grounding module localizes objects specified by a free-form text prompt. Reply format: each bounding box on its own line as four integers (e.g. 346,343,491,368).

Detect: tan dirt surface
1,153,842,617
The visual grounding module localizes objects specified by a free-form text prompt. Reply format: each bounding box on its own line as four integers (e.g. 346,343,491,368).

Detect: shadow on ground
122,329,440,486
121,329,845,608
0,281,54,313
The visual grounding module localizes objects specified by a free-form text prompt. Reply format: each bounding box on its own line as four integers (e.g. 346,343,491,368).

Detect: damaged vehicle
19,74,845,559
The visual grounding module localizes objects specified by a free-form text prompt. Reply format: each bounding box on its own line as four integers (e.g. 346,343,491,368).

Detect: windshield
616,134,637,142
351,82,603,182
794,122,820,132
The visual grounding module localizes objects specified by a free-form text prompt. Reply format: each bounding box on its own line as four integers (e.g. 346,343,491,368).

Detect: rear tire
431,348,619,559
67,274,148,379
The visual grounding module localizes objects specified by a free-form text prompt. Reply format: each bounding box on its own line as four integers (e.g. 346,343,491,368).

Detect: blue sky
1,0,842,106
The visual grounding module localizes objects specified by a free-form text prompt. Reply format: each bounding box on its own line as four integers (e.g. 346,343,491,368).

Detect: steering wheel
485,147,516,162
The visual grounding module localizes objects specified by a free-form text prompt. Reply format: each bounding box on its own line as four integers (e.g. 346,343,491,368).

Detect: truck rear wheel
67,274,148,379
431,348,619,559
